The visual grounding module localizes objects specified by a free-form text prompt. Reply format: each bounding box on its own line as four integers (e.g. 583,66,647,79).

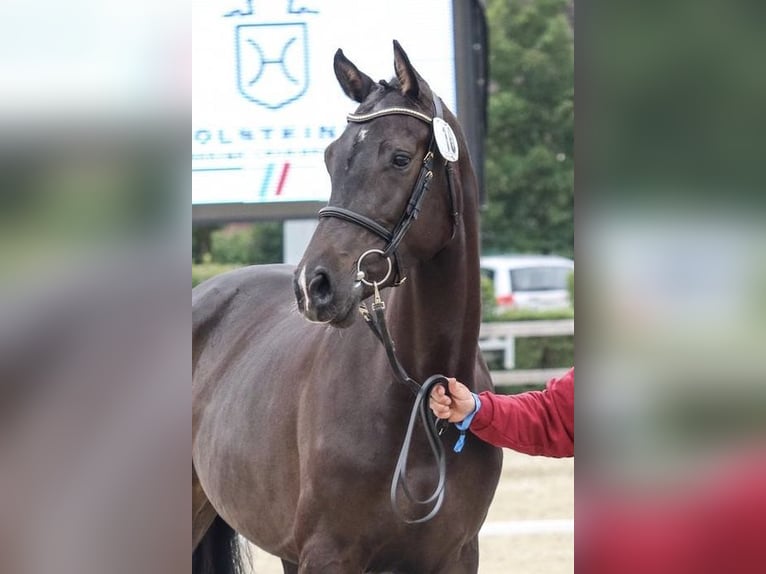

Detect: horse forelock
339,81,435,170
353,76,435,116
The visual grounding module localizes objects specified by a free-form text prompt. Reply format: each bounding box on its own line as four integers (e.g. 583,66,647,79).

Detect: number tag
432,117,459,162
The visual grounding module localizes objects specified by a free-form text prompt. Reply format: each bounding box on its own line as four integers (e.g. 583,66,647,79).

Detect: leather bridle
316,95,463,524
318,96,459,287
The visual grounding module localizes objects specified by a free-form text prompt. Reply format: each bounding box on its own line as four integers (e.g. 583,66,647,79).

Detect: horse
193,41,503,573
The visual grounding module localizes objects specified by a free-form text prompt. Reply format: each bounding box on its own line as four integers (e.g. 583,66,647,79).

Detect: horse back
194,263,295,358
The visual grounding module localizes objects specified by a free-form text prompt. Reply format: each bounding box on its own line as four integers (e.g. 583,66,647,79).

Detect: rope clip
372,281,385,310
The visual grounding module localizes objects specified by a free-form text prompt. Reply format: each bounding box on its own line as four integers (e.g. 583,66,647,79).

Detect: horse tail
192,516,247,574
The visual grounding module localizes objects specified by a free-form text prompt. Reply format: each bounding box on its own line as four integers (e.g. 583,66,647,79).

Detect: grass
489,307,574,322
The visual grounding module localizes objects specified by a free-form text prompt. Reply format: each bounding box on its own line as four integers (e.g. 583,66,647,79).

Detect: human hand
429,378,476,423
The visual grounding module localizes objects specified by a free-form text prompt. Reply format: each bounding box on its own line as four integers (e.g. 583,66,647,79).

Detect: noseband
317,97,459,286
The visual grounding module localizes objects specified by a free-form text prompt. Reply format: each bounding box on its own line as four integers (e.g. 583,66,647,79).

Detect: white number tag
432,117,459,162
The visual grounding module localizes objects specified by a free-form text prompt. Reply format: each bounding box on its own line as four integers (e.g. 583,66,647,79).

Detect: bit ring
356,249,393,287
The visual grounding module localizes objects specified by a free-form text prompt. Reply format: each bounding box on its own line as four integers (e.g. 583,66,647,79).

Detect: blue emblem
236,23,309,109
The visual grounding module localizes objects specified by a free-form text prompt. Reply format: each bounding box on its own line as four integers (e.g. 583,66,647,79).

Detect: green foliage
490,307,573,322
250,221,284,264
206,222,284,265
192,221,283,286
192,263,240,287
192,226,218,264
483,335,573,372
482,0,573,258
210,227,251,264
516,335,573,370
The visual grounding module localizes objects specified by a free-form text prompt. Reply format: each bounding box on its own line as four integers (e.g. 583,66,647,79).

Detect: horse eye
392,154,411,168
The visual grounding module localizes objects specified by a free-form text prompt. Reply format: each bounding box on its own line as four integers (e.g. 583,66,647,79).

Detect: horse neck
387,185,483,391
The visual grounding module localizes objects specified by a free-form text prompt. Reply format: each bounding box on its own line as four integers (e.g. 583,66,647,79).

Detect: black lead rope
359,292,420,395
360,287,451,523
389,374,451,524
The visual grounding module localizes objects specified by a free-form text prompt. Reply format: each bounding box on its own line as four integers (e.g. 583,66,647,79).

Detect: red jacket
471,368,574,457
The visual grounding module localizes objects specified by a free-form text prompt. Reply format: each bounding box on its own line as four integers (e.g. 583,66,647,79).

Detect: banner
192,0,456,205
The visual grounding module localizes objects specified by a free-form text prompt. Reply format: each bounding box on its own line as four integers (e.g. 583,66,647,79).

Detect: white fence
478,319,574,386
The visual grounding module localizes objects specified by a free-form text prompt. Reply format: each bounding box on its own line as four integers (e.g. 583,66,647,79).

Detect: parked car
480,254,574,311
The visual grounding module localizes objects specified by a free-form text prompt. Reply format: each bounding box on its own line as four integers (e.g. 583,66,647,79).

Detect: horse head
294,41,463,327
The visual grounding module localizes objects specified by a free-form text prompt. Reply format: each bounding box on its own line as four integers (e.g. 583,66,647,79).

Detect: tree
192,225,218,263
209,222,283,265
481,0,574,258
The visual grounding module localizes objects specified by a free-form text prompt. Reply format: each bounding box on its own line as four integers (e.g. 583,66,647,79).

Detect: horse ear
333,49,375,103
392,40,419,99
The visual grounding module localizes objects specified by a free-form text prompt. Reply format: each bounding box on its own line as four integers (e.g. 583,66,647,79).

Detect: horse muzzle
294,264,361,327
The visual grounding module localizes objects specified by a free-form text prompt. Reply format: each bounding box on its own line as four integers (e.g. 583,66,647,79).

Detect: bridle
317,96,463,524
317,96,459,287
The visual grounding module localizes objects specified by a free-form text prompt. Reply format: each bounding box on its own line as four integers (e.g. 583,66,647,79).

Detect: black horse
193,41,502,573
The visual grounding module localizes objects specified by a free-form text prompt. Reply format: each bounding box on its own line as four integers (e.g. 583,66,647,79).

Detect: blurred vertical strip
578,0,766,573
0,1,188,574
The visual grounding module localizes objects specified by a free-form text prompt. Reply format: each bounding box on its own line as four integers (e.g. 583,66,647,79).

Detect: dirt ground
244,453,574,573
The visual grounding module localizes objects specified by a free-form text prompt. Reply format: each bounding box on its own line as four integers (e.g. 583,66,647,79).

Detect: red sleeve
470,368,574,457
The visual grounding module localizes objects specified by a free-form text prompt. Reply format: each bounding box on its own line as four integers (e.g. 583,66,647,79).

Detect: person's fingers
432,378,472,422
430,387,451,403
448,378,468,398
430,385,445,399
429,395,451,408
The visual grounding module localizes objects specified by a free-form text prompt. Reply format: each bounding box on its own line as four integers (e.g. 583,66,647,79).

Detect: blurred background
578,1,766,572
0,2,188,574
2,0,765,572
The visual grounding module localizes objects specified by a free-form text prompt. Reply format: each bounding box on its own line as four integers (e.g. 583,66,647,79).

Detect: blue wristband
453,393,481,453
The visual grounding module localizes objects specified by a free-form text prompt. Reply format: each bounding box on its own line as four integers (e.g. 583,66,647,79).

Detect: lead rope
359,282,451,523
390,374,450,524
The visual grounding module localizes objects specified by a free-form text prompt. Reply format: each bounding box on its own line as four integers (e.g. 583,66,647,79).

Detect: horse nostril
308,269,333,304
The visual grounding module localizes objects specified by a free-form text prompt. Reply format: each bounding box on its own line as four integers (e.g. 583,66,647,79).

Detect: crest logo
236,23,309,109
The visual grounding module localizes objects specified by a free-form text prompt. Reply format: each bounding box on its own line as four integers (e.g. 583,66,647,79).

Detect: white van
480,255,574,311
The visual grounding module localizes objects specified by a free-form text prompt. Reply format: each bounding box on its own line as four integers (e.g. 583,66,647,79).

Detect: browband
347,107,433,125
